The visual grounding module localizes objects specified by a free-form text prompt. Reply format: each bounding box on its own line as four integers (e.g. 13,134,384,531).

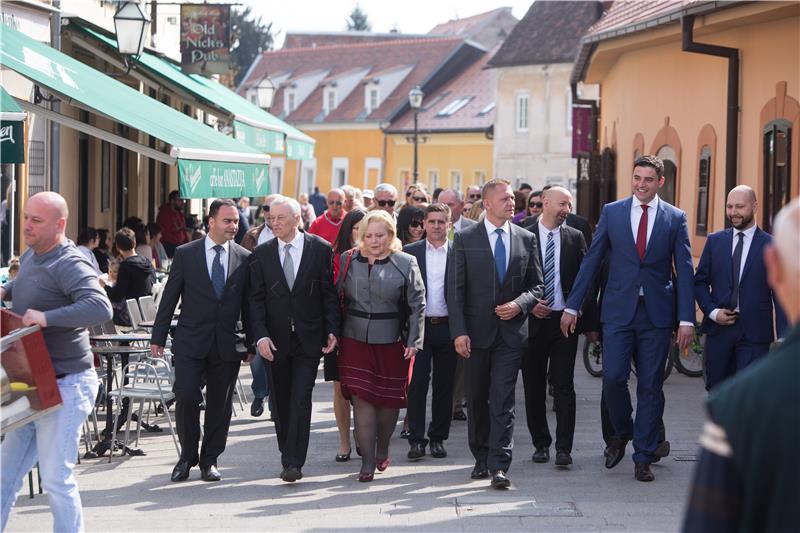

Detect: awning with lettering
0,86,25,164
0,24,270,198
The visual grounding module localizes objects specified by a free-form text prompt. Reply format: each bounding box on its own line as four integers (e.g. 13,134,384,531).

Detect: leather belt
426,316,448,325
55,373,68,379
347,309,401,320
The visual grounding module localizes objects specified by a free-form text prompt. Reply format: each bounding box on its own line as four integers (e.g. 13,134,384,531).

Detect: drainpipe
49,0,61,192
682,14,739,223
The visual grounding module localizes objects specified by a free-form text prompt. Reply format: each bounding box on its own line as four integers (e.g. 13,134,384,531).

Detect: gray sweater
2,240,113,375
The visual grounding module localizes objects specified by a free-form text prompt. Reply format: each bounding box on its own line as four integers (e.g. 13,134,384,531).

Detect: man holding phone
694,185,787,391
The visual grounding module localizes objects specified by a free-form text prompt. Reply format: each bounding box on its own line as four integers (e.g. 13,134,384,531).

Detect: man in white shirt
404,204,459,461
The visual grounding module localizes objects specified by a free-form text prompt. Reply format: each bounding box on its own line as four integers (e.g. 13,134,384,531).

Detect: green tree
346,4,372,31
230,6,274,86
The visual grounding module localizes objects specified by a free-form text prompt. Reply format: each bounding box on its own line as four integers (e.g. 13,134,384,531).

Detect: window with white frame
516,92,529,132
450,170,462,192
364,157,381,189
300,158,317,196
428,169,440,191
324,87,337,115
473,170,486,186
270,157,285,195
332,157,348,188
365,85,380,114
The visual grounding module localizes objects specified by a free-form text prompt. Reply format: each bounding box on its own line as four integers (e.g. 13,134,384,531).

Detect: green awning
0,24,269,198
72,24,315,160
1,86,26,164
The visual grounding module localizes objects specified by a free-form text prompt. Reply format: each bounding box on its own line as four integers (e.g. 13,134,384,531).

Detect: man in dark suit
522,187,599,468
521,185,593,248
151,199,252,483
448,178,544,489
561,155,695,482
248,196,339,483
405,203,459,461
694,185,787,391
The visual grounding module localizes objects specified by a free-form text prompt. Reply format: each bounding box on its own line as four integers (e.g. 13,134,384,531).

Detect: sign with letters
180,4,231,75
177,159,270,199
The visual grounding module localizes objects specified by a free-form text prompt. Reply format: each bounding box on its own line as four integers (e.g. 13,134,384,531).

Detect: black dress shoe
452,410,467,421
407,443,425,461
170,459,196,482
555,451,573,466
280,466,303,482
430,441,447,458
470,461,488,479
335,449,351,462
652,440,671,463
604,437,628,469
250,397,265,417
634,462,654,482
532,447,550,463
200,465,221,482
490,470,511,489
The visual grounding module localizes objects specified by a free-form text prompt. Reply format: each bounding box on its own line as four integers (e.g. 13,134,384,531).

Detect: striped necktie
543,231,555,305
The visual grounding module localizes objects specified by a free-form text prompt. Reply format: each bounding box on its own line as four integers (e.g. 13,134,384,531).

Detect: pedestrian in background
308,188,346,245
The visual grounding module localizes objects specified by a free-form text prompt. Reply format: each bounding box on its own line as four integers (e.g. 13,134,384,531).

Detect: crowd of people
2,153,799,531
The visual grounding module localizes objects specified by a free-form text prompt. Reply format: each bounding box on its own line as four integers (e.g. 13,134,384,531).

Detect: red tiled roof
429,7,512,36
386,44,499,134
487,0,605,68
283,31,433,49
585,0,695,37
239,37,476,124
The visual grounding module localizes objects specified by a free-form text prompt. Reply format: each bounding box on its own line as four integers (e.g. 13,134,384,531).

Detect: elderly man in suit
522,187,599,468
404,203,458,461
561,155,695,482
694,185,787,390
151,199,252,483
448,178,544,489
249,196,340,483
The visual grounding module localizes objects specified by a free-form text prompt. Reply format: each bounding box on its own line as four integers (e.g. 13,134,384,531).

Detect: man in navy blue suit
694,185,787,391
561,155,695,482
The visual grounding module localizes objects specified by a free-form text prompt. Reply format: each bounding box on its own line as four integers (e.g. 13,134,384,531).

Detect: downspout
50,0,62,192
682,14,739,224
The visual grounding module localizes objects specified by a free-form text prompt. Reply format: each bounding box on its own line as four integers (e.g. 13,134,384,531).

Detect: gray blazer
339,250,426,350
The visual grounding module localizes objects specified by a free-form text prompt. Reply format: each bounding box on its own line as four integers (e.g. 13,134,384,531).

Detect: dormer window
285,90,297,113
324,86,337,115
365,82,380,114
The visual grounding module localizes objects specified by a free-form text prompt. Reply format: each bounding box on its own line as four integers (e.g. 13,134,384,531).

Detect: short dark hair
482,178,511,198
425,202,451,220
114,227,136,251
633,155,665,177
532,189,543,197
168,190,181,201
519,182,532,191
208,198,237,219
432,187,443,201
147,222,162,238
77,227,98,246
541,184,553,192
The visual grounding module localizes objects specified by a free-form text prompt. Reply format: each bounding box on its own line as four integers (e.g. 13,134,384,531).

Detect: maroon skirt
338,337,413,409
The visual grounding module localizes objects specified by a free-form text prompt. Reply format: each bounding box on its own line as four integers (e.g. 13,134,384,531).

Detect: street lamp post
113,1,151,72
256,76,275,110
408,86,424,183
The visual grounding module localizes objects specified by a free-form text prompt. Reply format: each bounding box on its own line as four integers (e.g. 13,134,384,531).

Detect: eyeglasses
529,202,543,209
412,196,427,202
409,220,423,228
377,200,396,207
328,200,343,206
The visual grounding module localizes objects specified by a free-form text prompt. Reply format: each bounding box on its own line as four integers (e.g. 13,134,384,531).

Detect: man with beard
693,185,787,391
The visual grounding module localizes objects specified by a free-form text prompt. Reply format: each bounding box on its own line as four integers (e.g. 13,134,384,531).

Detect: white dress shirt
453,216,464,233
205,236,229,280
709,224,758,320
484,217,511,274
425,239,449,317
277,230,305,279
538,221,565,311
257,224,275,245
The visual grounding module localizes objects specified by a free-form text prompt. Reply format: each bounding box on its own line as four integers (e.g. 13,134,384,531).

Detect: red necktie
636,204,649,260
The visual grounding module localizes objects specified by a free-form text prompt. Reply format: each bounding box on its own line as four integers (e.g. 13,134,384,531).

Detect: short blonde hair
357,210,403,253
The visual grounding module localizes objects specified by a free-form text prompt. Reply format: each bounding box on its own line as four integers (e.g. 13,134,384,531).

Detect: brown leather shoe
634,462,654,482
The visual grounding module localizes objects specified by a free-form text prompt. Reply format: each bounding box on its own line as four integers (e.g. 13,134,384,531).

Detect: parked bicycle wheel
582,338,603,377
672,334,705,377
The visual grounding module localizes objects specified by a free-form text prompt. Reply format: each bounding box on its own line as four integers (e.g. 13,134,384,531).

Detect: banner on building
572,104,596,158
180,4,231,75
177,159,270,199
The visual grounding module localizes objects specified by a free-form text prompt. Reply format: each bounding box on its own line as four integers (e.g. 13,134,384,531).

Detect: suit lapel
740,228,763,282
644,200,668,260
292,233,314,291
502,225,522,289
416,243,427,284
622,197,639,260
270,239,291,292
722,228,734,287
197,240,219,298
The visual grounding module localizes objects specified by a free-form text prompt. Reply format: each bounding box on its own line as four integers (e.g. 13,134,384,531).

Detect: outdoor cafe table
138,319,178,329
89,333,152,457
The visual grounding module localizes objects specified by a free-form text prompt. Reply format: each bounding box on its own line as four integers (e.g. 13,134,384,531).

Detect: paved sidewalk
7,344,706,532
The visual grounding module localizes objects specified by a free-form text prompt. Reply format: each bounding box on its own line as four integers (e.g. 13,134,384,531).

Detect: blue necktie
543,231,555,305
494,228,507,285
211,244,225,298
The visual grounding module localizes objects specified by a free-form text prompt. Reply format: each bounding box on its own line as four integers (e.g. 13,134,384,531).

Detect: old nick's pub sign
180,4,231,75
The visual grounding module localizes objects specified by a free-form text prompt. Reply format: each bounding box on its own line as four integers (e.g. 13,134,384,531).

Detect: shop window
763,119,792,233
696,146,712,236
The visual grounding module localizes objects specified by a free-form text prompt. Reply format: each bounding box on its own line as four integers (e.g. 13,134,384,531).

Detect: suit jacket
248,232,340,360
151,238,251,362
447,220,544,349
566,196,695,328
404,239,450,309
527,218,598,336
455,216,477,232
694,227,787,342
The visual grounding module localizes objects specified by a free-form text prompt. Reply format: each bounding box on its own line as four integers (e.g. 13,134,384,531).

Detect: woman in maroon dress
337,210,426,482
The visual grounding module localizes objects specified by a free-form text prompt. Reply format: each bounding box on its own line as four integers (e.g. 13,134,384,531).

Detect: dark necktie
636,204,649,260
211,244,225,298
730,232,745,309
283,243,295,290
494,228,507,285
543,231,556,305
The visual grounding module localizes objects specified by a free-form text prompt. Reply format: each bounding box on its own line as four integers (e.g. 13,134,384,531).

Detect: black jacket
105,254,155,303
248,232,340,360
151,239,252,362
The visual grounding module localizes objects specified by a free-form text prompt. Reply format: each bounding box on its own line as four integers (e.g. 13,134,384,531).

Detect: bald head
24,192,69,254
765,198,800,323
541,186,573,228
726,185,757,230
728,185,757,205
327,188,346,217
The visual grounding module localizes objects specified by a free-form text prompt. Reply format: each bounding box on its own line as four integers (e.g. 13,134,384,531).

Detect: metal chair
138,295,157,322
125,299,144,330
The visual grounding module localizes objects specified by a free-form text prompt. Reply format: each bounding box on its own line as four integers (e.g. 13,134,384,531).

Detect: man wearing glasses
308,188,346,245
373,183,399,219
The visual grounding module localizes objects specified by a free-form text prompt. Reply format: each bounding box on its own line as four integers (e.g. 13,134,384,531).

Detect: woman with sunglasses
397,206,426,245
404,184,431,210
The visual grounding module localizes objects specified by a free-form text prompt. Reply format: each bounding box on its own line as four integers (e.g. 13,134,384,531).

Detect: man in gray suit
448,178,544,489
